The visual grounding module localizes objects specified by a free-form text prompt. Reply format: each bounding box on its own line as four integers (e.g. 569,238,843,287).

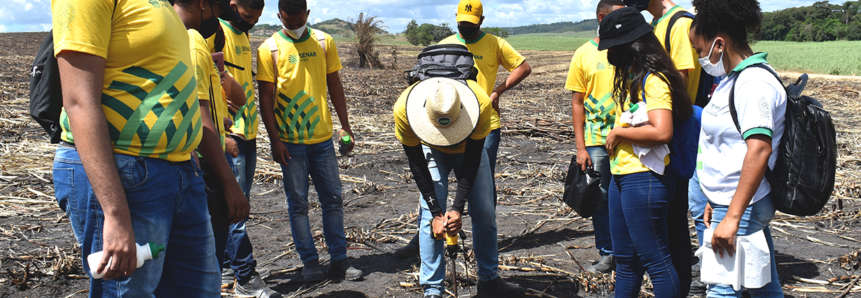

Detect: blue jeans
419,146,498,296
689,172,708,246
222,137,258,280
707,197,783,298
279,141,347,263
610,171,680,298
231,136,257,198
585,146,612,256
485,129,501,205
53,146,220,298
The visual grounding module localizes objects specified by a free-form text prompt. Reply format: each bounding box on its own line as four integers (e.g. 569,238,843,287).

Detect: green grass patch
752,40,861,76
503,33,593,51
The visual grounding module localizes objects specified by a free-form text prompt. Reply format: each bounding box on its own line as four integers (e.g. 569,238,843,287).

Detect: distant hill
249,18,391,37
501,19,599,35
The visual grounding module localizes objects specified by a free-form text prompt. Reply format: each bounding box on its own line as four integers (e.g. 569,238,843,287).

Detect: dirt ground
2,31,861,298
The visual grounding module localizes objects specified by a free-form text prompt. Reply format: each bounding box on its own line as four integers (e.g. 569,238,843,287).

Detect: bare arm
711,135,773,257
221,73,246,107
327,71,354,151
490,61,532,114
571,91,591,171
679,69,689,85
197,100,248,223
606,109,674,154
58,51,136,280
258,80,291,165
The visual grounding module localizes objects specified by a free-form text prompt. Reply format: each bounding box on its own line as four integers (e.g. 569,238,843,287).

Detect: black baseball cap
598,7,654,51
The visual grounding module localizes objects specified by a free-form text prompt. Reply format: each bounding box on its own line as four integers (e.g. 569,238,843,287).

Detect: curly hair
597,0,625,17
609,33,693,122
236,0,265,10
279,0,307,15
691,0,762,45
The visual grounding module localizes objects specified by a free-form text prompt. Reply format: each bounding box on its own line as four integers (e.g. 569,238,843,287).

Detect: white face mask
284,24,307,39
699,38,726,77
278,13,307,40
596,26,600,37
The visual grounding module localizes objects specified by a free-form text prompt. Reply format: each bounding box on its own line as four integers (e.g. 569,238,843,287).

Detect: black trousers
667,179,692,296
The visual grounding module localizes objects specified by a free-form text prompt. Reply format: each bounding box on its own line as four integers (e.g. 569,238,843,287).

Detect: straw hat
406,78,480,147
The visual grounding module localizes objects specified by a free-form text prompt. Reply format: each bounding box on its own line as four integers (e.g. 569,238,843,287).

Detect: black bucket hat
598,7,654,51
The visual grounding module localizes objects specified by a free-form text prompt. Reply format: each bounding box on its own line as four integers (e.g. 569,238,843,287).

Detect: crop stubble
1,32,861,297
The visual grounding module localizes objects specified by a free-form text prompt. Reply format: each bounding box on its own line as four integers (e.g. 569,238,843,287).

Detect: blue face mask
624,0,651,11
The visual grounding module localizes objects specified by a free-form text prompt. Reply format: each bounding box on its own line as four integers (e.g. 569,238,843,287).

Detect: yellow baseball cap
456,0,483,24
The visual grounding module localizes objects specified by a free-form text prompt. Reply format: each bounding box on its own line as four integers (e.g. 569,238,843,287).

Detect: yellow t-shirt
207,19,257,140
565,40,617,147
438,32,526,131
189,29,228,151
610,74,674,175
394,80,494,154
53,0,202,162
652,5,701,104
257,29,342,145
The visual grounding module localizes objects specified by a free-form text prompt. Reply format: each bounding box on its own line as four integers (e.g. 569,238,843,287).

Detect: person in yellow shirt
50,0,245,296
567,0,625,275
203,1,277,295
624,0,710,292
396,0,532,259
598,7,693,297
257,0,360,283
395,77,526,298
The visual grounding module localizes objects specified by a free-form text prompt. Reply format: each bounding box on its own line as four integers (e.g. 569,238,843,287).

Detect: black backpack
30,0,117,143
29,31,63,143
665,11,718,108
404,44,478,85
729,64,837,216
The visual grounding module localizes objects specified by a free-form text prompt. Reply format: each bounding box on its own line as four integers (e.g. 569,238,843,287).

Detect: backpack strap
311,29,327,57
728,63,784,134
728,63,784,183
664,11,694,54
265,36,279,96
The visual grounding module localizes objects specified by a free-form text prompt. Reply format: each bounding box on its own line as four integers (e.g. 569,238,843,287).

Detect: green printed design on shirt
584,92,616,146
107,63,199,154
274,90,321,144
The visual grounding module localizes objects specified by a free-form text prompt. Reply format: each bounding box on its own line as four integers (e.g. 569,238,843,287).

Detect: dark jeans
669,178,692,295
213,153,258,280
222,137,259,280
610,171,680,298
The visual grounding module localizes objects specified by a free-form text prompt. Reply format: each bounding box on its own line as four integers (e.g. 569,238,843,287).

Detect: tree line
403,20,509,46
760,0,861,41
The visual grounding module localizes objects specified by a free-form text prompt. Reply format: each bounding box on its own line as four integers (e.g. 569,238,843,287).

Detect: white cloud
0,24,7,33
0,0,837,33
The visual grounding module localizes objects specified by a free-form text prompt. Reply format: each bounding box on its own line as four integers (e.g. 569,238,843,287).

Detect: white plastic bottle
87,242,165,279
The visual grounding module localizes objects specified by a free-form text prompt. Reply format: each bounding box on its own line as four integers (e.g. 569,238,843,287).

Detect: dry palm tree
348,12,387,68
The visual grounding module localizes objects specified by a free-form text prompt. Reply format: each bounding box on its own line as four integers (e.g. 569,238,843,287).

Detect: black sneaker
477,276,526,297
302,259,326,282
221,269,234,289
327,258,362,281
393,234,420,258
587,255,616,275
235,273,283,298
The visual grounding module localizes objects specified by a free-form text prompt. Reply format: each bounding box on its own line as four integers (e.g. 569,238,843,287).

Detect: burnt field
2,31,861,297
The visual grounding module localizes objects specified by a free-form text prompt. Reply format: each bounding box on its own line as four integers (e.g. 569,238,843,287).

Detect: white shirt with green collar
698,53,787,206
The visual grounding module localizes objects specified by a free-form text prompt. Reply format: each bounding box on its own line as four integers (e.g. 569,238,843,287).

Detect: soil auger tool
445,233,460,298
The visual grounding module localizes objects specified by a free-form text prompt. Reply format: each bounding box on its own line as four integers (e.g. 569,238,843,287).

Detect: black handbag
200,157,231,231
562,155,602,218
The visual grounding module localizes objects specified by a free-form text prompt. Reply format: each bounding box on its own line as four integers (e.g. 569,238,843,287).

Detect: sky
0,0,834,33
